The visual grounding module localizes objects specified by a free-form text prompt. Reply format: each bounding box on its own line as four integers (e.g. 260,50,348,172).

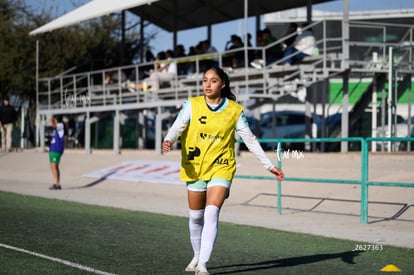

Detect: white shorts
186,178,231,192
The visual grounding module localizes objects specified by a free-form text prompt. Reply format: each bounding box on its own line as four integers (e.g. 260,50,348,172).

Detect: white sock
189,209,204,256
199,205,220,265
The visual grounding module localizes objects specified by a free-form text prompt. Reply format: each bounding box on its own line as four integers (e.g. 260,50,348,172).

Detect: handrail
235,137,414,224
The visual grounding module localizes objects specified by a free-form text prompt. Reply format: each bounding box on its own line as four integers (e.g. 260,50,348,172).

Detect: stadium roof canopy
30,0,336,35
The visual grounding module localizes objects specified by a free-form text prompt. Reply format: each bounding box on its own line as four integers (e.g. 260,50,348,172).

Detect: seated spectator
104,70,127,85
224,34,245,68
198,40,218,72
250,30,264,68
186,46,197,74
246,32,253,47
246,33,256,64
280,24,316,65
174,44,188,75
139,50,156,79
103,56,127,84
104,72,112,85
283,23,298,49
262,28,283,64
250,28,283,68
128,51,177,92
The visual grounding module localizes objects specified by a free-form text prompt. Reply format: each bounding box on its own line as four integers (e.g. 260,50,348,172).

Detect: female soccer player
48,116,65,190
162,66,284,275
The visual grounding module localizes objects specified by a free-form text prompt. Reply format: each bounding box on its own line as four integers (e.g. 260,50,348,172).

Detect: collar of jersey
206,97,226,112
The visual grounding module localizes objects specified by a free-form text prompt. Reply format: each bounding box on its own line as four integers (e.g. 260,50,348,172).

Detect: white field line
0,243,117,275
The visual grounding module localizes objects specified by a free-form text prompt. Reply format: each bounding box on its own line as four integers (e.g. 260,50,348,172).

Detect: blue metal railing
235,137,414,224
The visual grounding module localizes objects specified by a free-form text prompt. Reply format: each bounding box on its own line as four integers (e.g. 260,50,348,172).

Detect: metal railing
36,19,414,116
235,137,414,224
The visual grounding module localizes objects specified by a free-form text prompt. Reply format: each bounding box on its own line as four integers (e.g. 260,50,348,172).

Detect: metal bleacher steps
36,20,414,152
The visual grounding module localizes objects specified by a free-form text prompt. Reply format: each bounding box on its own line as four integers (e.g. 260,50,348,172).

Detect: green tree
0,0,156,101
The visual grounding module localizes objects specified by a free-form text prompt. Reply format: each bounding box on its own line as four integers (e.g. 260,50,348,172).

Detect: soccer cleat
49,184,62,190
195,263,209,275
185,256,199,272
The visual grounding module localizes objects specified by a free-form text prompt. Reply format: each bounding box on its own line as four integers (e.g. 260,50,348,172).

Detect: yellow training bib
180,96,243,182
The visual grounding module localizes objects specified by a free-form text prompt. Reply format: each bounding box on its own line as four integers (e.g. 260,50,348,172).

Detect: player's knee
189,209,204,224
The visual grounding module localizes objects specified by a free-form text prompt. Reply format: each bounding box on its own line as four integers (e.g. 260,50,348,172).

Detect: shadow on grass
210,250,363,274
67,171,117,189
244,193,414,224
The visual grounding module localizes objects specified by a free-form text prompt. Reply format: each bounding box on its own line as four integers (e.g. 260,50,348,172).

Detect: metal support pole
271,102,276,149
243,0,249,91
36,114,40,147
35,40,40,148
121,11,125,66
387,47,393,152
341,0,350,152
277,142,282,215
85,112,91,154
342,0,350,70
360,138,369,224
140,18,144,63
372,63,378,152
341,70,349,152
305,101,312,151
173,0,177,48
137,111,144,149
20,108,25,149
40,115,45,152
408,74,412,151
113,111,120,155
306,0,312,24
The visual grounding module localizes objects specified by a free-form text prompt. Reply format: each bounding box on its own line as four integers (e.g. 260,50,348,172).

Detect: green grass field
0,191,413,274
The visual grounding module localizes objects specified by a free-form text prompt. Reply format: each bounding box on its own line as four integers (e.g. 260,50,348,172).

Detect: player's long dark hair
204,66,236,101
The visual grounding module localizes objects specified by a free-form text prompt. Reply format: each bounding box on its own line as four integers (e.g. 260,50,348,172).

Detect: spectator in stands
201,40,219,70
104,56,127,84
250,30,265,68
262,28,283,64
203,40,218,55
246,33,253,47
224,34,245,68
188,46,197,56
139,49,156,79
166,49,175,59
128,51,177,91
145,49,155,62
0,96,17,152
255,29,264,48
195,41,204,55
250,28,283,68
245,32,256,65
104,72,112,85
175,44,188,75
283,23,298,49
280,23,316,65
175,44,186,57
186,46,197,74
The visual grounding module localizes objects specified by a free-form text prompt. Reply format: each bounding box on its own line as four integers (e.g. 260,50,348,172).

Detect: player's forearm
237,127,275,171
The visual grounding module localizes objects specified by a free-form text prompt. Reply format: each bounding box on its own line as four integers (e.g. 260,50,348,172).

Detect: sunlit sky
25,0,414,55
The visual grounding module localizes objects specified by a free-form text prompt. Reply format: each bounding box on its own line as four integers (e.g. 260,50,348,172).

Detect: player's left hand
271,167,284,181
